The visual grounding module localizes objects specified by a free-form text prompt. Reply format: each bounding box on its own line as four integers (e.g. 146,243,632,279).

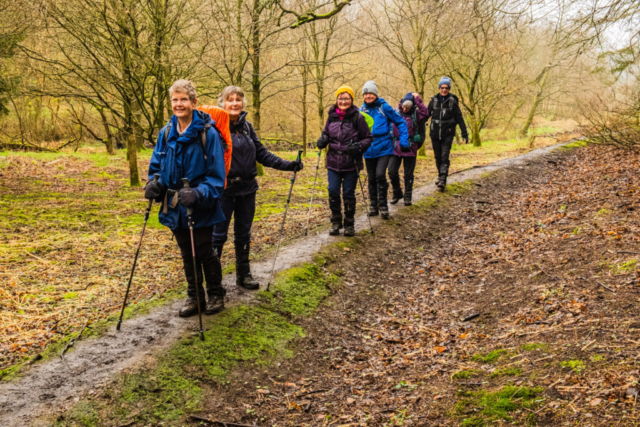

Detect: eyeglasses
337,97,352,102
440,86,450,91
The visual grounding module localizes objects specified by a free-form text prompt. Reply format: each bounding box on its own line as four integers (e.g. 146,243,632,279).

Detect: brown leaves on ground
194,144,640,426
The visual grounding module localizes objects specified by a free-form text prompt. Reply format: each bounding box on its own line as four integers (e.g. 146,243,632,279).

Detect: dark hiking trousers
172,225,224,298
388,156,417,199
327,169,358,226
431,135,454,179
365,155,392,208
212,192,257,249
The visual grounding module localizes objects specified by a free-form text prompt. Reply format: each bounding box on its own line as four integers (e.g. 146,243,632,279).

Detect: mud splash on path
0,139,583,427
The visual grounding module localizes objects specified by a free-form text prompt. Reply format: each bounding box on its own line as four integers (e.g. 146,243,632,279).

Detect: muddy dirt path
0,140,581,427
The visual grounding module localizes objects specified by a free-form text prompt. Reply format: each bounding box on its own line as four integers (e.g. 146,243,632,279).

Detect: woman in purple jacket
316,86,373,236
389,92,429,206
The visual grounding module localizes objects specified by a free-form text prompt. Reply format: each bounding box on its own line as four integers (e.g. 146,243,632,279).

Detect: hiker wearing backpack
145,79,227,318
316,86,373,236
389,92,429,206
360,81,410,219
427,77,468,192
213,86,303,290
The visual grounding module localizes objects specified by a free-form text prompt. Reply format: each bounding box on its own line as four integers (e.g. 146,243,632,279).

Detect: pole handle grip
296,150,302,162
181,178,190,188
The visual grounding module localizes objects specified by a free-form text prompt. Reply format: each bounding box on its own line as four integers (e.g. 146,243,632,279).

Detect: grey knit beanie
362,80,379,97
438,76,452,89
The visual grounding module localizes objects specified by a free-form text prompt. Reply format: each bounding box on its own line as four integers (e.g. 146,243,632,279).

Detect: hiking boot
390,190,403,205
179,297,205,318
368,206,379,217
380,205,390,220
329,223,341,236
343,199,356,237
404,193,412,206
205,296,224,315
343,225,355,237
237,273,259,290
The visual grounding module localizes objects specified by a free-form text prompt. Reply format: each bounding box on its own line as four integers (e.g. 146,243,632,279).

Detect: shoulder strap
161,123,172,149
200,124,211,160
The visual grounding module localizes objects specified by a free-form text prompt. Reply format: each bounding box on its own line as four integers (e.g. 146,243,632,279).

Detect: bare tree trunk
501,99,525,136
127,133,141,186
251,1,264,176
520,70,548,137
470,112,482,147
302,66,308,156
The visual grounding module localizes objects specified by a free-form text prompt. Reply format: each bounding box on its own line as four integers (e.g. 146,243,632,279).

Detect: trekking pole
267,150,303,291
304,149,322,236
117,173,160,331
354,158,374,235
182,178,205,342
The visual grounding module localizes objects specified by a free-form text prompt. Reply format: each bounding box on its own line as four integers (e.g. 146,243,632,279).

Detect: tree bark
520,69,548,137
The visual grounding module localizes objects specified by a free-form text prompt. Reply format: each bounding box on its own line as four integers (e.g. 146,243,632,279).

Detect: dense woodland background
0,0,638,185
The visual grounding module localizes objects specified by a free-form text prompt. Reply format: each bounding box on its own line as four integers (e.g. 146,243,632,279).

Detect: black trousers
388,156,417,198
212,192,257,249
431,135,454,177
173,225,224,298
365,155,392,207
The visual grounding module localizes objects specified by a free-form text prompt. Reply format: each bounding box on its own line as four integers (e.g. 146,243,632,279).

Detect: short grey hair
218,86,247,109
169,79,197,102
402,100,414,110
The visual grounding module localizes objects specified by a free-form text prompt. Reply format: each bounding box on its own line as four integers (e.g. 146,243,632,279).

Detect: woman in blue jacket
144,80,227,318
359,81,410,219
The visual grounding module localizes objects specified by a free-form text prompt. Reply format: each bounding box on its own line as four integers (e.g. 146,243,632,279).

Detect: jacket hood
168,109,212,145
230,111,248,132
401,92,415,104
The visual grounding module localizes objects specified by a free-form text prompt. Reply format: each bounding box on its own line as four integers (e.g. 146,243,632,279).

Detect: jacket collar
328,104,359,119
230,111,248,133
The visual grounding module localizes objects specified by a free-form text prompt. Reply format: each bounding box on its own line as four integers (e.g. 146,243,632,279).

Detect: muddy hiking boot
205,295,224,315
368,205,379,217
329,196,343,236
437,165,449,192
236,243,260,290
179,297,206,318
343,198,356,237
390,189,403,205
404,192,412,206
379,205,390,220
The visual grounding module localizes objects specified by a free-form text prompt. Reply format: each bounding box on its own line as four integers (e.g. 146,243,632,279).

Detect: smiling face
439,85,450,96
171,91,196,121
224,93,244,121
336,93,353,110
363,93,377,104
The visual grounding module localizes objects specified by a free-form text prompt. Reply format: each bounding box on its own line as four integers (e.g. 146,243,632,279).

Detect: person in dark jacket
316,86,373,236
213,86,303,290
389,92,429,206
145,79,227,317
427,77,468,192
359,81,410,219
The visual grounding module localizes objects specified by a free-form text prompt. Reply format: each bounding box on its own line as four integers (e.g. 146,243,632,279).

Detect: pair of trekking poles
118,148,373,334
117,174,205,341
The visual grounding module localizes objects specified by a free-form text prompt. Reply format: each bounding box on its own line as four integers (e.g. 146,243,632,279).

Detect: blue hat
438,77,451,88
401,92,415,103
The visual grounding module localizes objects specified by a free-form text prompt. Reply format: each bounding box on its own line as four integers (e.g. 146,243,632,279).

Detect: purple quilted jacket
323,105,373,172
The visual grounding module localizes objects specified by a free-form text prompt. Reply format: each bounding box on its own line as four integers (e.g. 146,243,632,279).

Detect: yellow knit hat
335,86,355,101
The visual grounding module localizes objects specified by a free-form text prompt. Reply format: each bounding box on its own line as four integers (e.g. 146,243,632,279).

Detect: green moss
63,292,78,299
257,263,335,316
455,385,544,426
520,342,549,352
561,359,585,373
452,369,482,380
490,367,523,378
57,401,102,426
472,349,508,364
222,263,236,275
559,139,588,150
0,363,24,381
591,354,606,362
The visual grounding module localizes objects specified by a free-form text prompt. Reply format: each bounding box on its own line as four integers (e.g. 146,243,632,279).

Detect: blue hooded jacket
360,97,409,159
148,110,226,230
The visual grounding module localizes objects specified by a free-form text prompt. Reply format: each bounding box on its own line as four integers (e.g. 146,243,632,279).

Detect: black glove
346,144,361,157
144,179,164,200
289,160,304,172
316,133,329,149
400,144,411,153
178,187,199,208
